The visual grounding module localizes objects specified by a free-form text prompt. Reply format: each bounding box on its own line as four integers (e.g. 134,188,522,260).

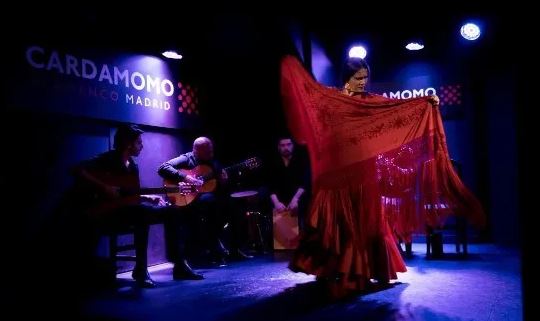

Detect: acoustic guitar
164,157,261,207
79,170,194,216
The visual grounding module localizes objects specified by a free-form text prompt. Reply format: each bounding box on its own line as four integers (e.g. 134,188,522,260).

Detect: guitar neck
224,162,249,172
184,157,260,180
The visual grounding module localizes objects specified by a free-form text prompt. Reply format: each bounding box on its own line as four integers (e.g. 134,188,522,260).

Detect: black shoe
132,269,156,288
173,260,204,280
229,249,254,260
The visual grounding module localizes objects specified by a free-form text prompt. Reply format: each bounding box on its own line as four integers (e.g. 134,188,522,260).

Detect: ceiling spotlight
348,46,367,59
406,42,424,50
460,23,481,40
162,51,183,60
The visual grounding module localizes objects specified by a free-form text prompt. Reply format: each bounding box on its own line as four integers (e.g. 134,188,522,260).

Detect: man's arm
140,194,167,206
287,188,305,211
270,193,287,212
288,155,310,210
158,155,189,181
158,155,204,186
267,161,287,212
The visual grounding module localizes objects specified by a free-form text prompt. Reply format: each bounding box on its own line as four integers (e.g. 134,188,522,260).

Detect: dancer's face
346,68,368,93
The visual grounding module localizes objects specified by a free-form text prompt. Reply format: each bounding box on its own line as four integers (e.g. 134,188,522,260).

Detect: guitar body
80,170,142,217
164,165,217,207
163,157,261,207
79,170,181,217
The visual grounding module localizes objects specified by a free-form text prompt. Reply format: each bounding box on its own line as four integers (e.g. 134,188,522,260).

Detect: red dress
280,56,485,296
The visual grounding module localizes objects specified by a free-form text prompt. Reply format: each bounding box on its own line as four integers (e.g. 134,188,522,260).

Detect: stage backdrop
6,44,203,269
370,62,466,120
8,44,201,129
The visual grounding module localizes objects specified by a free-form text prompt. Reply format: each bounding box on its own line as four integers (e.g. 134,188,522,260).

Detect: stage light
406,42,424,50
162,51,183,60
348,46,367,59
460,23,481,40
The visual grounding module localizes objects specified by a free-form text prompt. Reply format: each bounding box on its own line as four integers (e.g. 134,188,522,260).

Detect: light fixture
406,42,424,50
348,46,367,59
162,51,183,60
460,23,481,40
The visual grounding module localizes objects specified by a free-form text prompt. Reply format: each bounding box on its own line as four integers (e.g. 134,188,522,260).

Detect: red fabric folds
281,56,485,294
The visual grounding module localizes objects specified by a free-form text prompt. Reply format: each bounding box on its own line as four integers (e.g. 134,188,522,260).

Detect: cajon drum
273,209,299,249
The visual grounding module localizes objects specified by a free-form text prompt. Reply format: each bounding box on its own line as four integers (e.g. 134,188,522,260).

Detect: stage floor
81,243,522,321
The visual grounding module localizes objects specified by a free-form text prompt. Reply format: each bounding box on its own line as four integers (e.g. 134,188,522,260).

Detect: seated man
268,137,310,232
72,124,165,288
158,137,251,267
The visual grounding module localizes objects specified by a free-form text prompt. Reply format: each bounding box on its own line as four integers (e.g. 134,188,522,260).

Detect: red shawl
281,56,485,292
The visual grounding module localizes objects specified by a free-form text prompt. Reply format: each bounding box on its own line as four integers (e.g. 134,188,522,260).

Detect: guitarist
73,124,168,287
158,137,252,266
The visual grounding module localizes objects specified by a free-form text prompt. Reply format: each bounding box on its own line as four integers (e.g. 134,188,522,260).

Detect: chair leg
405,242,412,257
107,234,119,282
426,226,432,257
109,234,118,268
458,217,468,257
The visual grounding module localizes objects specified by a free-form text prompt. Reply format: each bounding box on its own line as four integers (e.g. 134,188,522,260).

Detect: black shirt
81,150,139,179
268,154,310,203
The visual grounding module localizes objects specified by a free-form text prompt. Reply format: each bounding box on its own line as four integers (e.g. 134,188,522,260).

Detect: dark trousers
165,192,225,262
93,204,160,273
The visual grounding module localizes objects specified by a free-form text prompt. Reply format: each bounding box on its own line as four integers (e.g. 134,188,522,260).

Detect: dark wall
484,73,519,245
